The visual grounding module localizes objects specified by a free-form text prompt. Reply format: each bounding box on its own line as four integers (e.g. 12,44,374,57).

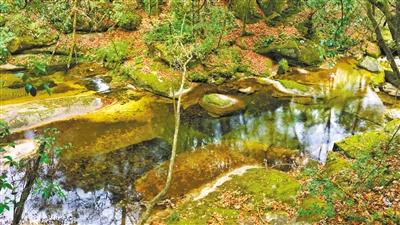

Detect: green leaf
29,86,37,97
0,202,10,214
43,83,52,95
24,83,33,94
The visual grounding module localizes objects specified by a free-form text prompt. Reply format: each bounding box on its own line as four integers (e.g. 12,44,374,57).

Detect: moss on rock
334,131,388,158
278,79,309,92
229,0,263,23
160,168,300,224
256,38,324,67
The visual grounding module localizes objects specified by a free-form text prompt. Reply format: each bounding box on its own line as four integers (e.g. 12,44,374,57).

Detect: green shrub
117,12,141,31
256,35,275,49
188,72,208,83
28,60,47,76
278,58,289,74
96,41,129,69
145,2,235,63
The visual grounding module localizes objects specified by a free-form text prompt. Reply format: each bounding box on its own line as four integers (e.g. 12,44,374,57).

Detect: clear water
0,61,388,224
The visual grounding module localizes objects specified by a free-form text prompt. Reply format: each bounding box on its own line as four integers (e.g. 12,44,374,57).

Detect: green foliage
96,41,129,69
299,167,340,219
0,27,13,63
305,0,358,56
143,0,163,15
278,58,289,74
113,2,142,31
34,179,66,200
145,2,235,64
255,36,275,49
0,122,70,216
188,72,208,83
30,0,72,33
28,60,47,76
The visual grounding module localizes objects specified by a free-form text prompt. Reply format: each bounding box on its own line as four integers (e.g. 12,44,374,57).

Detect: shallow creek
0,60,388,224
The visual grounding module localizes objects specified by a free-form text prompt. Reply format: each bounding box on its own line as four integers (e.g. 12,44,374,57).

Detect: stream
0,60,387,224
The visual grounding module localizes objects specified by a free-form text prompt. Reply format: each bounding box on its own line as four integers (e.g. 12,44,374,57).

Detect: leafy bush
0,122,69,217
278,58,289,74
96,41,129,69
256,36,275,49
143,0,163,15
145,1,235,64
113,3,142,31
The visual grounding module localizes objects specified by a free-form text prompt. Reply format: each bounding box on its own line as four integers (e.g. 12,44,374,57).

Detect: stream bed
0,60,389,224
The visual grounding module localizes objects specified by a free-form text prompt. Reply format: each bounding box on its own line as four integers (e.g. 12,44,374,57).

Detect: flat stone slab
0,94,103,132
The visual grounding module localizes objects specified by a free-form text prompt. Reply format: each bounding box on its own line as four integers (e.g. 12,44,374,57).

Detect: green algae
278,79,309,92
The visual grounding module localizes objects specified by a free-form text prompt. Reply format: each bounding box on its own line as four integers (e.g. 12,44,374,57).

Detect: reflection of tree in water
178,82,384,161
17,138,171,224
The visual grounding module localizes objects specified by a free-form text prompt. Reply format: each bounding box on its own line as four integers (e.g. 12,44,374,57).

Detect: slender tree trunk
137,55,192,225
367,3,400,78
12,144,44,225
67,0,78,69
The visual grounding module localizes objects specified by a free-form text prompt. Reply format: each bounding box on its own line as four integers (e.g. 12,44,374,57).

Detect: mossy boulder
188,72,208,83
229,0,263,23
204,47,244,84
5,14,59,53
122,59,182,97
358,56,382,73
160,168,300,224
257,0,286,17
297,196,327,222
364,41,381,58
333,131,388,158
256,38,324,66
200,93,246,117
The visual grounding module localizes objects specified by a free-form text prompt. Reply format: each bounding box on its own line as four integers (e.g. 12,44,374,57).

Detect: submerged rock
199,93,246,117
0,63,25,72
134,147,256,200
0,139,37,168
238,86,255,94
1,94,103,132
358,56,382,73
256,77,313,96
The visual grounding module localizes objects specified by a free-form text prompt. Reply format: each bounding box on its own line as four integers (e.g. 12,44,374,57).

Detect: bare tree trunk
137,54,192,225
67,0,78,68
366,3,400,78
12,144,44,225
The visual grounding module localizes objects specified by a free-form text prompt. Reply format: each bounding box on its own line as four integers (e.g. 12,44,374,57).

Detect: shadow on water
0,61,386,224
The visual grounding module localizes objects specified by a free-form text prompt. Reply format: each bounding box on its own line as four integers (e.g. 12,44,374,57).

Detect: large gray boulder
358,56,382,73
